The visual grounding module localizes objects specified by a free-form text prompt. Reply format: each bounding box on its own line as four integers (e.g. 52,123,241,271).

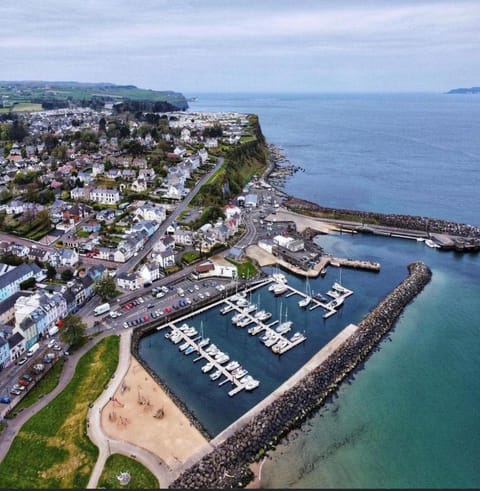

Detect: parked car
53,344,62,351
0,395,11,404
12,383,25,392
17,357,28,366
147,303,155,309
18,374,33,386
48,339,56,348
10,388,22,396
123,322,130,329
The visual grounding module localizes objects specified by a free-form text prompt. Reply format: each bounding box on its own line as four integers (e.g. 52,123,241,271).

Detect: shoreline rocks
169,262,432,489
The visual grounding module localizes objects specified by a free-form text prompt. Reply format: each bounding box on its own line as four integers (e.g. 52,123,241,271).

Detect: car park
17,357,28,366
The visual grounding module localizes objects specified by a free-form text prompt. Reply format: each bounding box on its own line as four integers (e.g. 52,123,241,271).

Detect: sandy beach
101,357,210,469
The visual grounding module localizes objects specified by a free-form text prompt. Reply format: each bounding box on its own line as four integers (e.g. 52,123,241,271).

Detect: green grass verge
6,358,66,419
0,335,120,489
98,454,159,489
226,257,258,279
181,251,201,264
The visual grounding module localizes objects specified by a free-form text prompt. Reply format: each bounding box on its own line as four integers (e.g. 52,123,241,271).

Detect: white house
138,262,161,286
89,188,120,205
116,272,141,291
134,203,166,223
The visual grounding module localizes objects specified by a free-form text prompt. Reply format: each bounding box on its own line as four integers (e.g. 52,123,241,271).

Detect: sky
1,0,479,94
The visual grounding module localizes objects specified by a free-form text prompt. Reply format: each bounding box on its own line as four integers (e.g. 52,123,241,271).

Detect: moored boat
272,283,288,296
226,360,240,371
276,320,293,334
298,296,312,308
202,361,214,373
210,370,222,381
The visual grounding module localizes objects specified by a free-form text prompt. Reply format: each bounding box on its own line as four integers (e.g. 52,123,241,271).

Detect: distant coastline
446,86,480,94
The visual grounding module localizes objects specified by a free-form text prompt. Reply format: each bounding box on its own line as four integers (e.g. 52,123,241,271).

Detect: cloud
1,1,479,91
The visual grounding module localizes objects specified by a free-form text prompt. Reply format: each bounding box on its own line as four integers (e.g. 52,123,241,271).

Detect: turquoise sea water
145,93,480,488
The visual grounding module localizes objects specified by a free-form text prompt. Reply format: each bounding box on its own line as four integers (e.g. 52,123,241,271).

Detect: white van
27,342,40,357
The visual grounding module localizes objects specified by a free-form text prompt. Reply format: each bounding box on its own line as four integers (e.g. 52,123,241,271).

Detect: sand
100,357,210,468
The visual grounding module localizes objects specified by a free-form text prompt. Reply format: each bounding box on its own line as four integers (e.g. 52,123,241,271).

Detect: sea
141,93,480,488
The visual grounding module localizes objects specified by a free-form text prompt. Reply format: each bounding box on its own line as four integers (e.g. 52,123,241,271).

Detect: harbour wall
168,261,432,489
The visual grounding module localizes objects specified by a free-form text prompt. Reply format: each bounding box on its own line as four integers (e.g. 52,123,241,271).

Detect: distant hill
447,87,480,94
0,80,188,111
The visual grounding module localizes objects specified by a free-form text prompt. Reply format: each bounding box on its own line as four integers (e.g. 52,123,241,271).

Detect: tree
93,274,117,300
46,264,57,280
60,313,87,347
61,269,74,282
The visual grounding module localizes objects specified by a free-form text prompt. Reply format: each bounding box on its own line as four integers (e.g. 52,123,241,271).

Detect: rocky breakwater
169,262,432,489
284,197,480,251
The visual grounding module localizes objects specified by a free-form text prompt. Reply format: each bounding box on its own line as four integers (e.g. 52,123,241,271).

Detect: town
0,101,341,412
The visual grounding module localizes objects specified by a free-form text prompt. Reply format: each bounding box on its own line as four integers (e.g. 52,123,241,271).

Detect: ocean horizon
186,93,480,488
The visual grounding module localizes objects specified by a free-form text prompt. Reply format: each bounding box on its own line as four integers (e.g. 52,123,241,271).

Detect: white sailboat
298,277,312,308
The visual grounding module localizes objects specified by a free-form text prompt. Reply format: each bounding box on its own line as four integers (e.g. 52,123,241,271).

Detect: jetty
164,322,259,397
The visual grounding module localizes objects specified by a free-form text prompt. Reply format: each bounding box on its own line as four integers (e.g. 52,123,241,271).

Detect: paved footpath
0,329,169,488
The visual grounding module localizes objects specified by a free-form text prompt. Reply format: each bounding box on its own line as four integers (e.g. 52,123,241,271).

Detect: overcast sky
1,0,479,93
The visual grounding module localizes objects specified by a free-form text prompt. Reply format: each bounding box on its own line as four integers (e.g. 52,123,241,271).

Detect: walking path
86,329,170,488
0,329,169,488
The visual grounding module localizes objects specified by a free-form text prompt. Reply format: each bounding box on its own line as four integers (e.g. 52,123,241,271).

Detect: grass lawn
182,250,201,264
0,335,120,489
12,102,43,112
227,257,258,279
98,454,159,489
6,358,66,419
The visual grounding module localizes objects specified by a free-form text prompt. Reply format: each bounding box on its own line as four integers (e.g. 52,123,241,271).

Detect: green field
98,454,159,489
0,336,120,489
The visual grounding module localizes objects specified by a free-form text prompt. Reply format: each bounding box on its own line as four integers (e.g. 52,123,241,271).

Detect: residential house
14,291,67,348
129,220,158,238
172,228,194,247
81,220,101,233
7,331,26,363
116,272,141,291
0,332,9,369
134,203,166,223
92,162,105,177
0,291,33,326
131,178,147,193
89,188,120,205
0,262,42,302
70,186,90,201
5,199,24,215
138,262,161,286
